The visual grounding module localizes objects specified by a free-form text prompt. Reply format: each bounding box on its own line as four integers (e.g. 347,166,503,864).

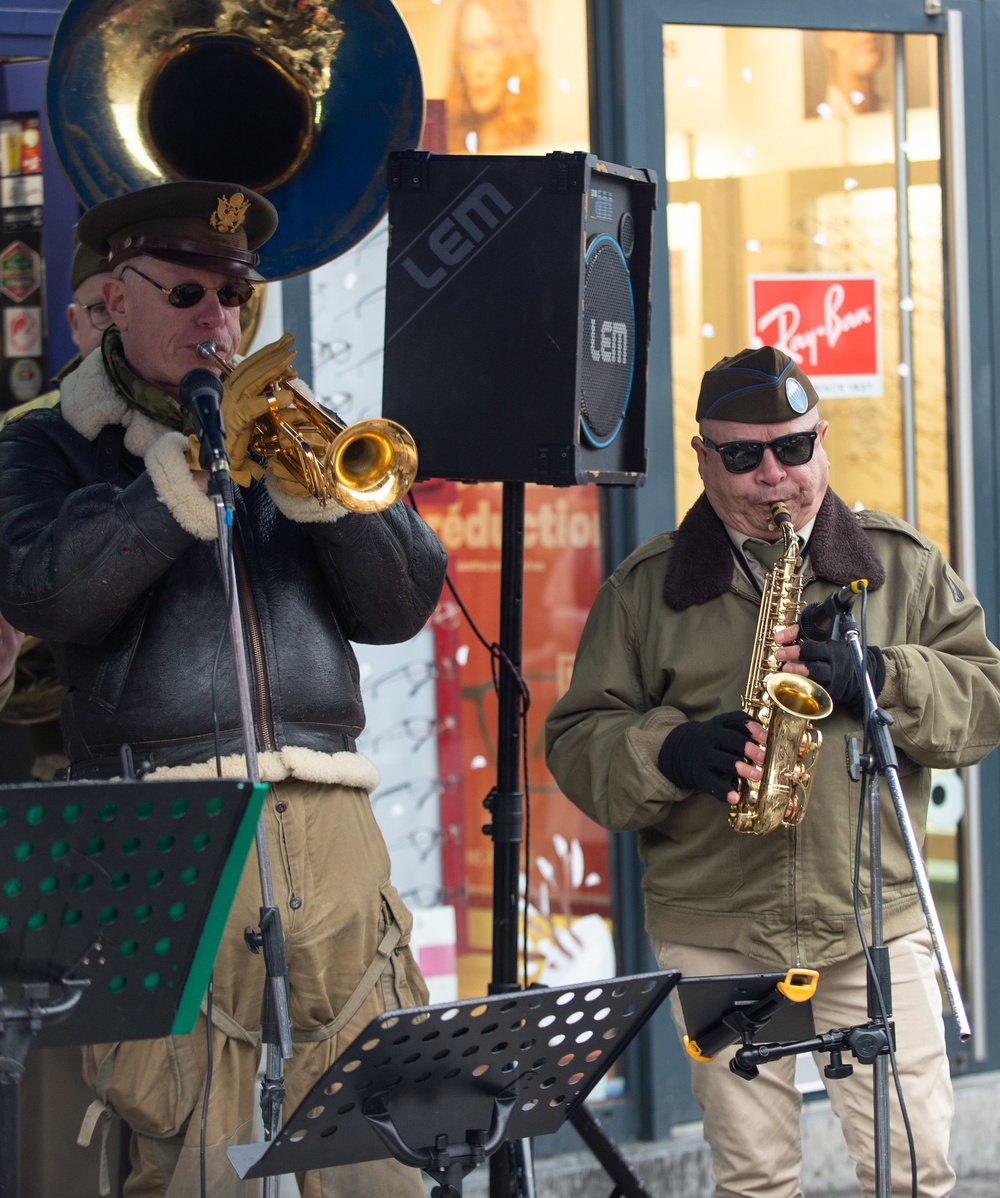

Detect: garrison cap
696,346,819,424
70,227,108,291
76,180,278,282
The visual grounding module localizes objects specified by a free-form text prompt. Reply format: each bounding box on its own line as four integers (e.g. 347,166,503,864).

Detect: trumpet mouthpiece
196,340,219,361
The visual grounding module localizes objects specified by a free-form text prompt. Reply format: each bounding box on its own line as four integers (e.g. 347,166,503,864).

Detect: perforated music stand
0,778,268,1197
228,969,679,1195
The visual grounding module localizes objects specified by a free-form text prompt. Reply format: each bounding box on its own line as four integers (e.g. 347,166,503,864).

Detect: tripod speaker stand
0,777,267,1197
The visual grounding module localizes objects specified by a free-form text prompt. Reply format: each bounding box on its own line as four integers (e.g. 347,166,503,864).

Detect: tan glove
185,333,299,487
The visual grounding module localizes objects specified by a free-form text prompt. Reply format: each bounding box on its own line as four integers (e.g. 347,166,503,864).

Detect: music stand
228,969,679,1196
0,777,267,1197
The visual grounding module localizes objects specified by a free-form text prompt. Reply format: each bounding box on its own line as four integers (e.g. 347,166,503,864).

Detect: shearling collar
60,346,170,460
663,489,886,611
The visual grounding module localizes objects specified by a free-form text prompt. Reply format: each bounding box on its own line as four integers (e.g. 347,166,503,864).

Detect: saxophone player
546,345,1000,1198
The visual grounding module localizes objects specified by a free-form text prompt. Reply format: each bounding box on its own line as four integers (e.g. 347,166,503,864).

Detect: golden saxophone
730,501,834,835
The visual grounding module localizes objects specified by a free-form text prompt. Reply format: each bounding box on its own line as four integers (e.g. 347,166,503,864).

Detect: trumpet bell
329,420,419,514
45,0,424,279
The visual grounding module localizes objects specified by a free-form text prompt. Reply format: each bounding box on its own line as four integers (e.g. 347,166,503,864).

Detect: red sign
748,273,882,399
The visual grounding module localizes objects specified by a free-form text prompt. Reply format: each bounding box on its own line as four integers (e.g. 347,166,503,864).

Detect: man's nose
194,292,227,324
755,446,787,483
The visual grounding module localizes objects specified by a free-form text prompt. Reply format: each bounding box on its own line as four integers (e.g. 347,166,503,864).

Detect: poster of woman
802,29,933,119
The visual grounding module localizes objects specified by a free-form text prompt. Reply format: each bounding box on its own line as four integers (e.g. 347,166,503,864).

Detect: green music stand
0,778,267,1198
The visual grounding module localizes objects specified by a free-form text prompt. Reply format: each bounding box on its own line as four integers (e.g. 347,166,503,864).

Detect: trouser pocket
82,1034,201,1139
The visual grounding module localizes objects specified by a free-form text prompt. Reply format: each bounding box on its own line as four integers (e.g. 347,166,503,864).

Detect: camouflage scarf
101,327,195,434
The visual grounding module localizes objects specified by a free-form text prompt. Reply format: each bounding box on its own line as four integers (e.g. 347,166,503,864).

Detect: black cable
848,587,918,1198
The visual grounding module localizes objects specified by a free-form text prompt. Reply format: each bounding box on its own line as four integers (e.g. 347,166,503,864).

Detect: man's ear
691,434,709,482
66,302,82,350
103,277,128,329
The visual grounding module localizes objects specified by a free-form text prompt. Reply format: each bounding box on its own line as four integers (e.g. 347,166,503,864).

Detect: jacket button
274,801,287,813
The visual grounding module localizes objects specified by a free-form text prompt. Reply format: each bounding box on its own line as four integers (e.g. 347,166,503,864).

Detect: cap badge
210,193,250,235
785,377,809,414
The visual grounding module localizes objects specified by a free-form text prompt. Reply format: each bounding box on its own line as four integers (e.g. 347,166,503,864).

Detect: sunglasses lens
218,280,255,307
719,444,763,473
168,283,207,309
773,434,815,466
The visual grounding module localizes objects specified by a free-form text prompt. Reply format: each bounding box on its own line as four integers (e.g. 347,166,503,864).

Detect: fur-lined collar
60,346,172,460
663,489,885,610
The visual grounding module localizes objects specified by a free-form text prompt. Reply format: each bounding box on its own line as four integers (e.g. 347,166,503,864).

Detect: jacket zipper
232,528,276,753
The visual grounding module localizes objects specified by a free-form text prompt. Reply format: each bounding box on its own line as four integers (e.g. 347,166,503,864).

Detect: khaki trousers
83,781,428,1198
653,930,955,1198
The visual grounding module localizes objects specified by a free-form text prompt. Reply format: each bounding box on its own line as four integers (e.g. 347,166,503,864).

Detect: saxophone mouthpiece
768,501,791,531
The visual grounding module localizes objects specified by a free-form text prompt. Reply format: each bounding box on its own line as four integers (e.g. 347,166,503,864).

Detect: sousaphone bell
46,0,425,280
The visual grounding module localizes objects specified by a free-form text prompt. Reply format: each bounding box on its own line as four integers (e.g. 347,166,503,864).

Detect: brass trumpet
197,340,418,514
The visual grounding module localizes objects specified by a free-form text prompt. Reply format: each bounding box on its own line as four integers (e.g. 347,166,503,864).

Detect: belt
62,735,358,781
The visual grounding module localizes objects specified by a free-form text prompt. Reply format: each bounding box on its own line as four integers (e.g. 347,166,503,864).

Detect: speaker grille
580,236,635,448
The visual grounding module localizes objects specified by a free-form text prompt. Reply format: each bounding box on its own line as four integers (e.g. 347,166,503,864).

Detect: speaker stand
482,482,656,1198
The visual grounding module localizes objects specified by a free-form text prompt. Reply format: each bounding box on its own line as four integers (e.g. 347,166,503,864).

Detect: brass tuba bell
45,0,425,280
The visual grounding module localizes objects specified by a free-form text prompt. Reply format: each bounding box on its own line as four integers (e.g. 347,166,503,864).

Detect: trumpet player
0,180,447,1198
546,345,1000,1198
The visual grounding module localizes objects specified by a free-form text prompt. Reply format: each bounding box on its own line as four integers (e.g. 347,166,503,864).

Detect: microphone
179,368,228,476
798,580,867,642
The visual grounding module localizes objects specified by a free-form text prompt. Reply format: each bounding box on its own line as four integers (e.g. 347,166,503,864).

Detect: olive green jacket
545,490,1000,968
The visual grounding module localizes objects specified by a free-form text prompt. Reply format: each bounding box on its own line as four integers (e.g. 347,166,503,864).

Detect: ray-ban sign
748,273,882,399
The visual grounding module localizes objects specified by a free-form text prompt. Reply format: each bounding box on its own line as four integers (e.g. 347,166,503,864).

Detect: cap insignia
210,192,250,235
785,377,809,414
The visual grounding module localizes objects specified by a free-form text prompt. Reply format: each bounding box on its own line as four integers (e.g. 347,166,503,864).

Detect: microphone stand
204,451,293,1198
832,599,970,1198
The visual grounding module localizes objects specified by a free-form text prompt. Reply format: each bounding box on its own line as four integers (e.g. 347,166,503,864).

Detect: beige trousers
82,781,428,1198
653,930,955,1198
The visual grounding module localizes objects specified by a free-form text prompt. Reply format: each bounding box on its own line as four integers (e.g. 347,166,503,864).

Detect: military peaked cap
76,181,278,282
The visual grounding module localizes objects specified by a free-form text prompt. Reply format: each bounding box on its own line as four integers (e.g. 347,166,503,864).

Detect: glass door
660,16,976,1052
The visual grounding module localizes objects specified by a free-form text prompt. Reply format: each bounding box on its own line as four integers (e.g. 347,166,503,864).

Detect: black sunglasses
124,264,255,309
703,429,819,474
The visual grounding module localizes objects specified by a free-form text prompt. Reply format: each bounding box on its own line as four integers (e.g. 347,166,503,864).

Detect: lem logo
589,318,628,364
401,183,514,290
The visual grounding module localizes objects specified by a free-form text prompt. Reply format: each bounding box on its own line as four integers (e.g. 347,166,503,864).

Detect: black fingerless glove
657,710,752,802
796,641,885,712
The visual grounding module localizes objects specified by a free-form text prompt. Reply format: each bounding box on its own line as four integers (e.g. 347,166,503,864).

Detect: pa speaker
381,151,656,486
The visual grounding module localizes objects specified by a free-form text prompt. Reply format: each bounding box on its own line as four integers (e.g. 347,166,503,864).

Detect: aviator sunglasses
124,264,255,309
702,429,819,474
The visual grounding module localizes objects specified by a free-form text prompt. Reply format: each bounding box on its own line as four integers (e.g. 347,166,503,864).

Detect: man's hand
657,711,767,805
775,623,885,712
186,334,299,487
0,612,26,683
